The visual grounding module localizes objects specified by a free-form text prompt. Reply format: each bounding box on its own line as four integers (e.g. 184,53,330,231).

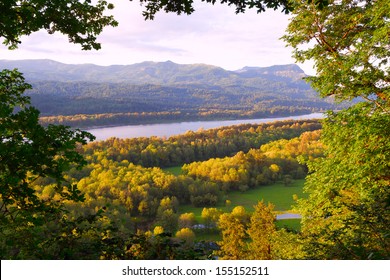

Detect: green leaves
0,0,118,50
296,106,390,259
283,0,390,106
0,69,32,115
284,0,390,259
1,69,95,258
137,0,295,20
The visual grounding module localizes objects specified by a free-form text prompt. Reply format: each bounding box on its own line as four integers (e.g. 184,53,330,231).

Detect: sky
0,1,315,75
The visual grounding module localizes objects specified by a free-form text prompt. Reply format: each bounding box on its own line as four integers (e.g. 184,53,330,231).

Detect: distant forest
2,60,349,128
34,80,340,128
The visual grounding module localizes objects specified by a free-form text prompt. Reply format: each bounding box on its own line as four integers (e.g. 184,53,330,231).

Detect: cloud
98,1,295,69
0,0,317,74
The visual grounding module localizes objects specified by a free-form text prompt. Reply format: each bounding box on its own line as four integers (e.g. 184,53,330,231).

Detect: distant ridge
0,59,307,87
0,59,348,128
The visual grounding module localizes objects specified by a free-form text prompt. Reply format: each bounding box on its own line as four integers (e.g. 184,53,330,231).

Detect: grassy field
168,166,305,238
275,219,301,231
178,179,306,216
178,179,305,234
192,219,301,242
222,179,306,212
162,166,183,176
165,162,307,212
178,180,305,243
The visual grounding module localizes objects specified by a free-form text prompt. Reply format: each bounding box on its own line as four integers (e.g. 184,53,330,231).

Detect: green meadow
164,165,306,213
175,177,306,235
177,179,306,215
163,166,184,176
223,179,306,212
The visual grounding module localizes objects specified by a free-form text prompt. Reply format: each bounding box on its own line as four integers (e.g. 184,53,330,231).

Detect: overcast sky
0,1,315,75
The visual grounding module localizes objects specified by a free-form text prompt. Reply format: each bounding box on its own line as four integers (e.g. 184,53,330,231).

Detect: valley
2,0,387,262
1,59,328,259
31,118,323,257
1,59,345,128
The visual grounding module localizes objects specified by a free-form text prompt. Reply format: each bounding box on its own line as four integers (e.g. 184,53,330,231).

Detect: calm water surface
87,113,324,141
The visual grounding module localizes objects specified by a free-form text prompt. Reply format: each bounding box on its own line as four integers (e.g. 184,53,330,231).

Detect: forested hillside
0,59,311,84
1,60,346,127
12,119,323,259
2,0,388,263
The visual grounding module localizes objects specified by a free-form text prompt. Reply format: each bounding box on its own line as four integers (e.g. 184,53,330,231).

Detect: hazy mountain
0,59,309,89
2,59,340,127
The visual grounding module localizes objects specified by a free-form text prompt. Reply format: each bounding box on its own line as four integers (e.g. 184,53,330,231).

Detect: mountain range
1,59,341,127
1,59,307,86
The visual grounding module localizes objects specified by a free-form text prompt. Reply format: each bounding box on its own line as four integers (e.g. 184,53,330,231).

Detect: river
87,113,324,141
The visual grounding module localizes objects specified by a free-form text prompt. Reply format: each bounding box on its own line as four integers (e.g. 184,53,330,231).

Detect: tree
271,229,306,259
0,70,94,209
283,0,389,108
297,107,390,259
269,163,280,181
133,0,334,20
1,0,115,259
0,69,95,258
155,209,179,234
216,206,250,259
247,202,276,259
1,0,118,50
136,0,293,20
178,212,196,229
201,207,222,229
283,0,390,259
175,227,196,247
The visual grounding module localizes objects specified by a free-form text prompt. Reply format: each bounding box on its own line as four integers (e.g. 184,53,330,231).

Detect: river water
87,113,323,141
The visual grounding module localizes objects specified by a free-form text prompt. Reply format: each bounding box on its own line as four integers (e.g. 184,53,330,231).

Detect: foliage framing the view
0,69,96,258
1,0,389,260
0,0,118,50
283,0,390,259
284,0,390,107
136,0,292,19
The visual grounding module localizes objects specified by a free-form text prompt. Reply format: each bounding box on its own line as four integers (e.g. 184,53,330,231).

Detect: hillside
1,59,344,127
1,59,307,86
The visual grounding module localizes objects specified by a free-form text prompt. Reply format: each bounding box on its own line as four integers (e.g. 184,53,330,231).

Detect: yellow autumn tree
216,206,250,259
247,202,276,259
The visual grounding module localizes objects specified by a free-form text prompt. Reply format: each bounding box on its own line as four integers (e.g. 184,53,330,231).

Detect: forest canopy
1,0,389,260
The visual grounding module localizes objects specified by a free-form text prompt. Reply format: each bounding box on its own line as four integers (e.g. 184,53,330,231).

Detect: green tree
283,0,390,259
0,69,95,258
271,229,306,259
284,0,389,108
1,0,118,50
135,0,293,20
297,107,390,259
155,208,179,234
0,70,94,209
1,0,117,259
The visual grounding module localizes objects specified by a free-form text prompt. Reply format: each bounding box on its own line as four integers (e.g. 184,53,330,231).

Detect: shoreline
82,112,324,131
86,112,324,141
